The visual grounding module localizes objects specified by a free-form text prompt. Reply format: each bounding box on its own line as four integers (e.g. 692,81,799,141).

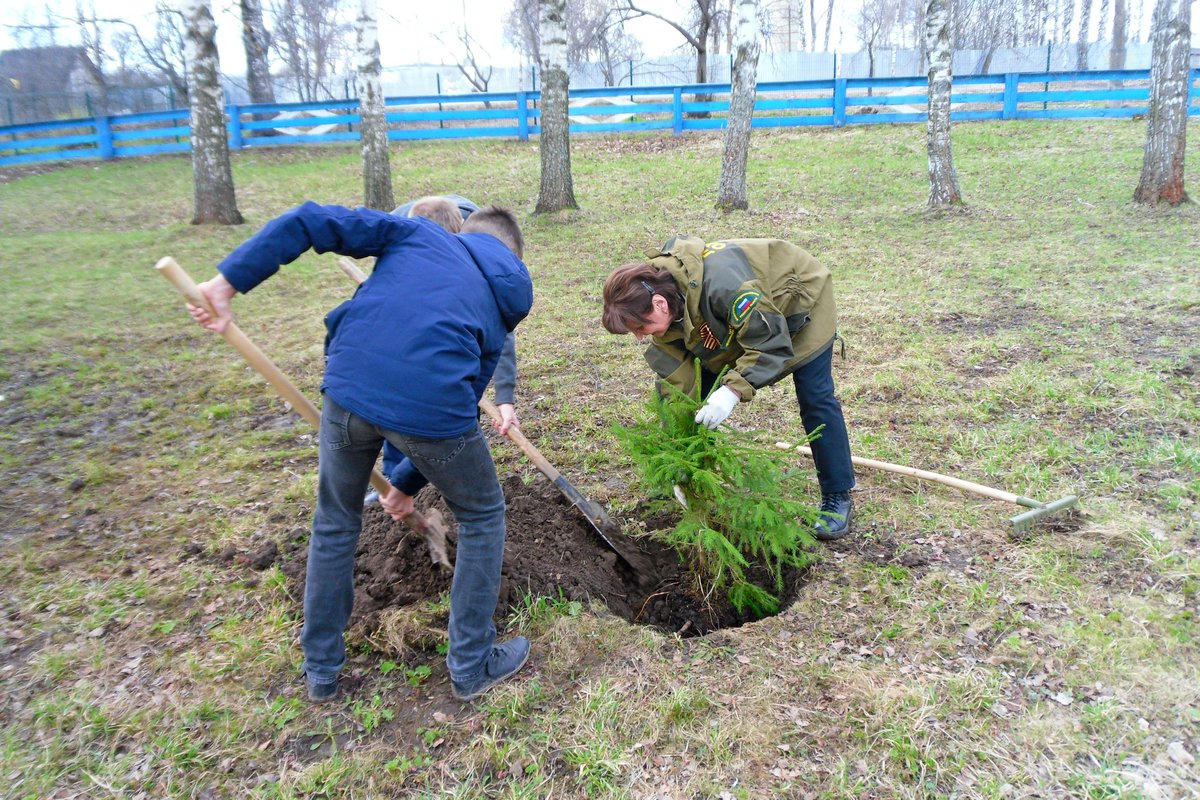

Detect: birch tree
716,0,761,211
181,0,243,225
535,0,579,213
1133,0,1192,206
354,0,392,210
239,0,275,106
1076,0,1093,69
1108,0,1128,106
924,0,963,208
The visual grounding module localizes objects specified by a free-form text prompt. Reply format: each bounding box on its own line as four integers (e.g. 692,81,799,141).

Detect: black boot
813,491,852,541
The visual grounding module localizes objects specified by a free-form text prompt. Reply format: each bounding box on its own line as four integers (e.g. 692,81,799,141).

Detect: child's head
460,206,524,258
406,196,464,233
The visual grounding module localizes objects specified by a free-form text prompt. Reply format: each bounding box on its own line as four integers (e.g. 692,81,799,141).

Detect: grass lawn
1,119,1198,798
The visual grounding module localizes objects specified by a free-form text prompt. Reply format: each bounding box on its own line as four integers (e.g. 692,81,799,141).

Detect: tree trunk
716,0,760,212
925,0,963,208
1076,0,1093,70
1108,0,1128,106
182,0,243,225
1133,0,1191,206
1110,0,1128,67
238,0,275,106
535,0,579,213
809,0,817,51
823,0,835,50
355,0,393,210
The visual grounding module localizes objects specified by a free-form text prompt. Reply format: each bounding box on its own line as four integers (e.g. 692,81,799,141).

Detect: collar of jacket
647,235,708,352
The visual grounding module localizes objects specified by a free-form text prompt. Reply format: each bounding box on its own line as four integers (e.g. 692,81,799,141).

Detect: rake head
1009,495,1080,535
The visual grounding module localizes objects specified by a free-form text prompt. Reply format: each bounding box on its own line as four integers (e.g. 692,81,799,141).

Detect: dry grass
1,119,1198,798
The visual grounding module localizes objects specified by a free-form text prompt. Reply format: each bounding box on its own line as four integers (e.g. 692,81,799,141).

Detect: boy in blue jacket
362,195,521,506
188,202,534,703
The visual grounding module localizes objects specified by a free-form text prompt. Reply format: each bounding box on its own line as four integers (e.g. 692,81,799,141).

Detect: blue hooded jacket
217,202,533,448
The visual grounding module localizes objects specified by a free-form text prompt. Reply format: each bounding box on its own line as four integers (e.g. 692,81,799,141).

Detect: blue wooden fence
2,69,1197,167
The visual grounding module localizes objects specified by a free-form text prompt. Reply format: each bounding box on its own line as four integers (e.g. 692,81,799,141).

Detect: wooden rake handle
794,445,1024,505
154,257,448,553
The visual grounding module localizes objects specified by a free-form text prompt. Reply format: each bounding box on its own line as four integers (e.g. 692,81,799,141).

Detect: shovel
480,395,655,584
155,256,452,569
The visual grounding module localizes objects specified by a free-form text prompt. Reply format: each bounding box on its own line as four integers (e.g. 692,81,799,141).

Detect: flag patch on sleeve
729,290,761,326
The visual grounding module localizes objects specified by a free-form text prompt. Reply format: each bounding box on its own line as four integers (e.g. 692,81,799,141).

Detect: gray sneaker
307,677,339,703
813,491,853,541
363,489,381,507
451,636,531,701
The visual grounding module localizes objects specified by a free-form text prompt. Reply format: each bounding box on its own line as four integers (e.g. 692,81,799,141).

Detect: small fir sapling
614,361,824,616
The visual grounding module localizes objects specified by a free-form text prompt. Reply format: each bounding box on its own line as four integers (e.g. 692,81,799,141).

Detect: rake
793,446,1079,534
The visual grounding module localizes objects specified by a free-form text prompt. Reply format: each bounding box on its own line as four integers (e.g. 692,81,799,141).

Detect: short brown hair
460,205,524,257
601,263,682,334
407,196,464,232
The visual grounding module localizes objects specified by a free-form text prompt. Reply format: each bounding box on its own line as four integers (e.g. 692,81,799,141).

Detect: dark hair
601,263,683,334
460,205,524,257
407,196,463,233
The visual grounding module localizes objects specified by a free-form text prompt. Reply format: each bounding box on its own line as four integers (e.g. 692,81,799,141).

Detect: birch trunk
535,0,579,213
355,0,393,210
238,0,275,107
1133,0,1192,206
182,0,243,225
924,0,963,208
1077,0,1093,70
1108,0,1128,107
716,0,760,211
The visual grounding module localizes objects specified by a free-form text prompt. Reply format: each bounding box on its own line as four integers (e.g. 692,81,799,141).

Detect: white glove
694,385,740,430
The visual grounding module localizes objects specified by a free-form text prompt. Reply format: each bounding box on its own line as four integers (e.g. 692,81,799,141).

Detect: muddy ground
275,475,808,640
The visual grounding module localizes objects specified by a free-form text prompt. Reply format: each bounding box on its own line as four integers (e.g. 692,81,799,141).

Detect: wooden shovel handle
478,397,561,482
156,258,413,515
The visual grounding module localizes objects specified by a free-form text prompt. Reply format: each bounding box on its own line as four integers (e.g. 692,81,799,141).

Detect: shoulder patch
729,290,761,326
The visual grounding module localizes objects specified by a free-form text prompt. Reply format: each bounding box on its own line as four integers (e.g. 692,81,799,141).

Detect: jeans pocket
404,435,467,465
322,399,353,451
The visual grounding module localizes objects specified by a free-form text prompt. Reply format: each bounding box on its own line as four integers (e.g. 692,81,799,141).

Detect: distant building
0,45,106,124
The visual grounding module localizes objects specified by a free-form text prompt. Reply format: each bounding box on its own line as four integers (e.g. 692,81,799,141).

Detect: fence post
228,104,243,149
1043,44,1051,112
1003,73,1018,120
436,73,444,130
517,91,529,141
672,86,683,136
96,115,114,160
833,78,847,127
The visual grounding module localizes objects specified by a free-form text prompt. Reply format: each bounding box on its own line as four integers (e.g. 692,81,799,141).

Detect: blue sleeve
389,457,429,497
218,201,418,294
490,332,518,405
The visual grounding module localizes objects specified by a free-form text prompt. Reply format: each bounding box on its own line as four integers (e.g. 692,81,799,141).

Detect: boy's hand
187,273,237,332
380,486,414,521
493,403,518,435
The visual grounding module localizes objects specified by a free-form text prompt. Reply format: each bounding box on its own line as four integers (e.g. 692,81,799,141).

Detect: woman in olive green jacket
602,235,855,540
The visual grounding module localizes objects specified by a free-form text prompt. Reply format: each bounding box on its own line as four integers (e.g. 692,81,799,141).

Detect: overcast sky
0,0,1187,76
0,0,873,75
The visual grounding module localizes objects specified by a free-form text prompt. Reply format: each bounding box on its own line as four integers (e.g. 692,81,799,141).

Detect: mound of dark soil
279,474,812,638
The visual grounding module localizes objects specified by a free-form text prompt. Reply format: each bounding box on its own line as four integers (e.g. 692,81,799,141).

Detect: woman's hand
695,385,740,429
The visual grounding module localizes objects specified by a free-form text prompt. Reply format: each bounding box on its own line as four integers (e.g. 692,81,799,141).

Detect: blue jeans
302,395,507,687
790,344,855,495
698,343,854,495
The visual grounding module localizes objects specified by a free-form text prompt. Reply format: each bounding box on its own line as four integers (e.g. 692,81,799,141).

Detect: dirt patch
277,475,814,639
0,161,75,184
